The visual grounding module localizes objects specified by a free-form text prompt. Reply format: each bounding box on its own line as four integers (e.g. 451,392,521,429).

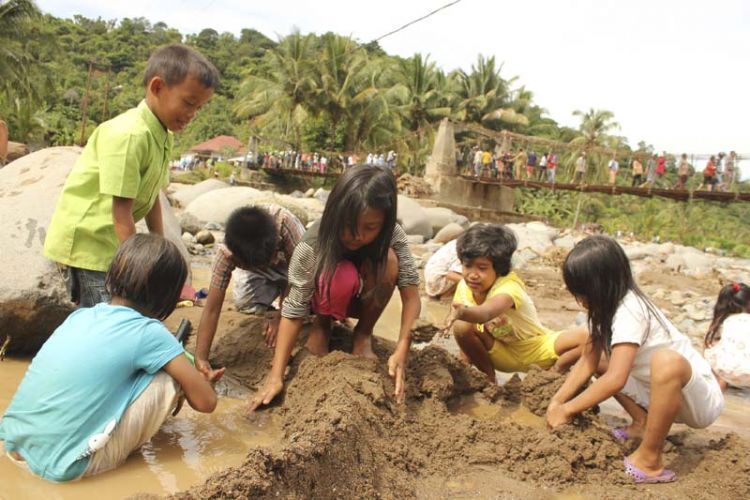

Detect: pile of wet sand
173,322,750,499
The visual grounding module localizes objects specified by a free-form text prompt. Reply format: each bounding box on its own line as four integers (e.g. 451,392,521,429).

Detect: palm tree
571,108,620,148
451,54,527,128
392,53,451,134
234,30,316,150
0,0,41,94
313,33,373,151
0,0,41,103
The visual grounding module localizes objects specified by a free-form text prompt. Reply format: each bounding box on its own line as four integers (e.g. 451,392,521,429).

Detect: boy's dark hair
563,235,667,356
225,206,278,269
705,282,750,348
106,234,188,320
143,44,220,89
316,165,397,301
456,224,517,276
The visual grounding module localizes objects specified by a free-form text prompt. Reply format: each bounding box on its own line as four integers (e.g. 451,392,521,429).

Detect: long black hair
562,235,666,355
315,165,397,298
705,282,750,348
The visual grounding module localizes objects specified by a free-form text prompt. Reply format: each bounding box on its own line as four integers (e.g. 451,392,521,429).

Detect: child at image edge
704,282,750,390
0,234,221,481
43,44,219,307
448,224,588,383
547,235,724,484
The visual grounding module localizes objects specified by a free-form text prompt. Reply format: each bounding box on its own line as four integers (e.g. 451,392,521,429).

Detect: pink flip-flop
612,427,630,441
624,457,677,484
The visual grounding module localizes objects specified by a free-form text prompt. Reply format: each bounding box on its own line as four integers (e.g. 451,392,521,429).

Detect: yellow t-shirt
453,271,554,342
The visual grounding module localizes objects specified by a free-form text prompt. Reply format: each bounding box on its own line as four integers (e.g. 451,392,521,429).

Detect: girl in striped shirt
250,165,421,409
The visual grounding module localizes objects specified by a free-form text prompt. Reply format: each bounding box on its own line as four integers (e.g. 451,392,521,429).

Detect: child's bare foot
352,331,377,360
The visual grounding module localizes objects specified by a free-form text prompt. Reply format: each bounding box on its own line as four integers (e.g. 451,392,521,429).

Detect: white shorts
84,371,179,477
621,357,724,429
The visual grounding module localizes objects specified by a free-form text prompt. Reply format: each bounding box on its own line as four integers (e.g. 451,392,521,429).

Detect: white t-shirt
704,313,750,388
424,240,462,297
611,291,708,384
608,159,619,171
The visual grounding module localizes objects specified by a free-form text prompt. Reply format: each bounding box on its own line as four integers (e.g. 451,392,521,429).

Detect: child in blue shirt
0,234,221,482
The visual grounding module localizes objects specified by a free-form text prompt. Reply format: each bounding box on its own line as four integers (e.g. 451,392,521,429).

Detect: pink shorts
311,260,362,321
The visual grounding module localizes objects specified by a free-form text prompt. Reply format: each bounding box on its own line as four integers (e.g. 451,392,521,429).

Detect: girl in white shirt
704,282,750,390
546,236,723,484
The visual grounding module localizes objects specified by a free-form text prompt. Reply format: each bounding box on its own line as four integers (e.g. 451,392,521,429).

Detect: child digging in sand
546,235,724,484
0,234,221,481
250,165,421,409
194,205,305,382
447,224,588,383
704,282,750,390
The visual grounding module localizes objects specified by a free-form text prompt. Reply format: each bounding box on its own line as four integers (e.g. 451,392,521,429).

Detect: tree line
2,0,631,173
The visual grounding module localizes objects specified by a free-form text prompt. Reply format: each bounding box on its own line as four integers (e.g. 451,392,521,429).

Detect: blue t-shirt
0,304,184,482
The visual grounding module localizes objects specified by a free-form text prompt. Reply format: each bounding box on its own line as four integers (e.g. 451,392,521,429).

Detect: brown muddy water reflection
0,358,282,500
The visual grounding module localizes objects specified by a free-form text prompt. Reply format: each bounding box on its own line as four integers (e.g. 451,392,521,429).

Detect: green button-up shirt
44,101,173,271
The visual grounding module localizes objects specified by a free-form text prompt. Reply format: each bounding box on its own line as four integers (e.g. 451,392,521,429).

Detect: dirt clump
174,327,750,499
410,319,441,344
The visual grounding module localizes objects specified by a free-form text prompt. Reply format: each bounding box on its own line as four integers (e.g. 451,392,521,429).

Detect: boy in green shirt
44,45,219,307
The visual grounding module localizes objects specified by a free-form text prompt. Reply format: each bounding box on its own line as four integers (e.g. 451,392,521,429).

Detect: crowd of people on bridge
244,149,398,174
460,145,741,193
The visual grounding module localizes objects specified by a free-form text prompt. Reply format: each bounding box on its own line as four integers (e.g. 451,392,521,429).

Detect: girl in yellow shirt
447,224,588,383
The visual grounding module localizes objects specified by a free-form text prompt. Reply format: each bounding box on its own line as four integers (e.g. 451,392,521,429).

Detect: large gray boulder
432,222,465,244
0,147,193,355
0,147,80,354
397,195,433,240
134,191,192,281
171,179,228,208
184,186,264,225
424,206,469,234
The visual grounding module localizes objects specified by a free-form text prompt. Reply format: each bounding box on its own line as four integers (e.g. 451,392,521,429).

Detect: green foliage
516,188,750,257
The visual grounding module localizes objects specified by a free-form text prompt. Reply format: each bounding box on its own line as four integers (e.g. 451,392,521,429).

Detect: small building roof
189,135,243,154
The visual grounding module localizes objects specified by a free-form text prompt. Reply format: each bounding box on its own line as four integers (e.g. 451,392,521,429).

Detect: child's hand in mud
443,303,465,335
196,358,226,384
545,401,571,429
388,349,408,404
264,311,281,348
249,377,284,412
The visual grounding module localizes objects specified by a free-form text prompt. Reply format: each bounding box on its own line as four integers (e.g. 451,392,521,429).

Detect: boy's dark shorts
66,267,110,308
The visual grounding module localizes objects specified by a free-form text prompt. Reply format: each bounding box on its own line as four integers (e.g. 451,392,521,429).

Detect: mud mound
177,330,750,499
520,365,567,416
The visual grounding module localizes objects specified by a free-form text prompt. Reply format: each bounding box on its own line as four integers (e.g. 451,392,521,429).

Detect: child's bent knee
452,320,475,339
650,349,691,384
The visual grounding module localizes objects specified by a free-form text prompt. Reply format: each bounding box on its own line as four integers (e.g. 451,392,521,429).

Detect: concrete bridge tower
425,118,515,213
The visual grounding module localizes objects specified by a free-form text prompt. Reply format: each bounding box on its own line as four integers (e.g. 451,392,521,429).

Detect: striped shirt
281,222,420,319
209,205,305,291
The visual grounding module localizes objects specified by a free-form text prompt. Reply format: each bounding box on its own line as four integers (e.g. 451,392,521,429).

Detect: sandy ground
161,253,750,499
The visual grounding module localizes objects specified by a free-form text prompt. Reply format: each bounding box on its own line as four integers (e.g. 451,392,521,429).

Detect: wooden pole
79,62,94,145
101,67,111,119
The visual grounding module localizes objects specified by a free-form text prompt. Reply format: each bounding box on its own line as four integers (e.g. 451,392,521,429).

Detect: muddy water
0,358,282,500
3,281,750,498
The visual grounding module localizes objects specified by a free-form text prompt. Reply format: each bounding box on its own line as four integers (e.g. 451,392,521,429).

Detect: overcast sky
38,0,749,160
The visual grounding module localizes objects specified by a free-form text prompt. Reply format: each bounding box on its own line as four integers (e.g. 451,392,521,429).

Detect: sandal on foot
612,427,630,441
624,457,677,484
